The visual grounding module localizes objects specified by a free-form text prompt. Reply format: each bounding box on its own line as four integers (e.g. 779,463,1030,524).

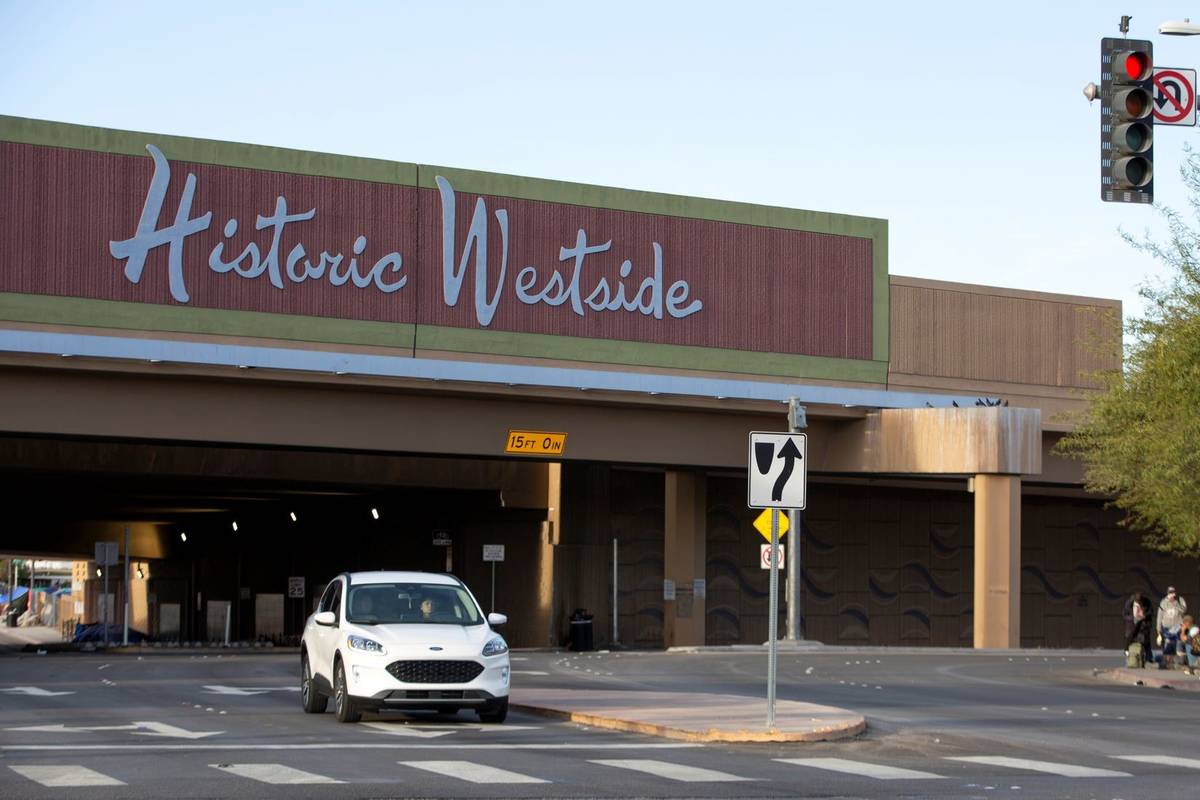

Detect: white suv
300,571,511,723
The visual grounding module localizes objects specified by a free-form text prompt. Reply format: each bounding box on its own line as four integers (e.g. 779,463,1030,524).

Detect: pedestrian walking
1123,592,1154,667
1156,586,1187,669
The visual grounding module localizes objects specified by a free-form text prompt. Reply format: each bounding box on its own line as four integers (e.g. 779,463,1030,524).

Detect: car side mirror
487,612,507,627
314,611,337,626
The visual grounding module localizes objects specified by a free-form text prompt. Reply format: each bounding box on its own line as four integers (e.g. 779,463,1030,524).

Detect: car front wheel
478,697,508,724
300,653,328,714
333,659,361,723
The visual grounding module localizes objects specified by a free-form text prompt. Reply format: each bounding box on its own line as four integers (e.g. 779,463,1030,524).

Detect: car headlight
482,636,508,657
347,635,386,655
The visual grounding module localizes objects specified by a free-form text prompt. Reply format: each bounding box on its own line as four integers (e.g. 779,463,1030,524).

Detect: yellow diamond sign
753,508,789,541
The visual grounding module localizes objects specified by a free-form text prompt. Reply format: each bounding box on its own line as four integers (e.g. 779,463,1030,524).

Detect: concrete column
534,463,561,647
973,474,1021,648
664,470,706,647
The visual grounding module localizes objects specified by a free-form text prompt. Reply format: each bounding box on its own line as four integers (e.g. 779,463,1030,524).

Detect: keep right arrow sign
747,432,807,509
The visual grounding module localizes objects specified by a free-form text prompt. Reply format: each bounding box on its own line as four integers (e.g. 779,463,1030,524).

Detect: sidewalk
1095,665,1200,692
510,687,865,743
0,625,63,652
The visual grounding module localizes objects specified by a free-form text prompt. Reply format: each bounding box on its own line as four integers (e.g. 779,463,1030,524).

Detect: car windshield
345,582,483,626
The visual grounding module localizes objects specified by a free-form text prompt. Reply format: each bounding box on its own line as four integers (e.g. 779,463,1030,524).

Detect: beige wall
889,276,1121,431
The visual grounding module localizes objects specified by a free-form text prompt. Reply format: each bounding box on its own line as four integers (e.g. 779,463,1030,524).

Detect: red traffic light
1118,50,1152,81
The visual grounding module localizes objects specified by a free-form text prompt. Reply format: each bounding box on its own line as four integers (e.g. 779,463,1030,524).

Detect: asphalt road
0,646,1195,799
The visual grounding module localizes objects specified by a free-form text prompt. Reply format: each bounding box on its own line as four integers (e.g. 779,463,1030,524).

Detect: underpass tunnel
0,436,558,647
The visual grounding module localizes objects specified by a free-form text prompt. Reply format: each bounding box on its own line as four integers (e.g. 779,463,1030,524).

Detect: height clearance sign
747,432,807,509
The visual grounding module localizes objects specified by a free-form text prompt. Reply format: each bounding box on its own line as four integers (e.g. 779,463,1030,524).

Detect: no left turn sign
1153,67,1197,126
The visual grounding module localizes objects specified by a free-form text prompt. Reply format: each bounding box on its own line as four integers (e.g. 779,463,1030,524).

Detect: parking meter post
767,509,779,730
612,537,619,645
123,526,130,646
103,557,109,649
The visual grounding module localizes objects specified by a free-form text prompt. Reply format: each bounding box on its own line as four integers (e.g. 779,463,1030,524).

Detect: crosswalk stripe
1112,755,1200,770
400,760,548,784
946,756,1130,778
775,757,944,780
590,759,753,782
10,765,125,787
210,763,343,784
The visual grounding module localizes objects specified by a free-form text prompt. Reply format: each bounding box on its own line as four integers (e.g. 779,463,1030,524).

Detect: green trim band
415,325,887,383
0,293,415,350
0,292,887,383
0,115,418,186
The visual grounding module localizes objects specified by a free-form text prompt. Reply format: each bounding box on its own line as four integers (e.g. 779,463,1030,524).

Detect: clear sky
2,1,1197,323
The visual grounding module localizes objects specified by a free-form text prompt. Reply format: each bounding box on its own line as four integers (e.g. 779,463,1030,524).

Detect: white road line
0,742,702,752
775,757,944,780
590,759,753,782
9,765,125,787
400,760,548,784
946,756,1130,778
211,763,343,784
512,670,549,675
1112,755,1200,770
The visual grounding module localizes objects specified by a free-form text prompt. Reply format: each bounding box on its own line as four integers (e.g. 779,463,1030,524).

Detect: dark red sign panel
0,140,874,360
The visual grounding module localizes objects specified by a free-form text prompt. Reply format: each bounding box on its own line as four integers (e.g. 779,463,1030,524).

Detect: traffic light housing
1101,37,1154,203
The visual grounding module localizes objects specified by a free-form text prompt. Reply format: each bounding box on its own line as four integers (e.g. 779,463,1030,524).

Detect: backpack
1126,642,1146,668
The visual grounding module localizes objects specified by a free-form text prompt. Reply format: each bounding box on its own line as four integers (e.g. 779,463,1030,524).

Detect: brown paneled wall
563,467,1198,649
889,276,1121,393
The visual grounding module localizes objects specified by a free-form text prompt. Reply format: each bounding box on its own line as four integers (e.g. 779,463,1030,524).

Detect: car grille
386,660,484,684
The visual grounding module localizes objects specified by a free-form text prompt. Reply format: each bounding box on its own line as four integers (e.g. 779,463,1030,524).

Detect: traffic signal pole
785,398,807,641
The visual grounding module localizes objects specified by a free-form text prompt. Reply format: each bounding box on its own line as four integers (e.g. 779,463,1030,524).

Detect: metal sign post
786,399,807,641
767,508,780,729
612,538,619,645
748,430,807,732
482,545,505,612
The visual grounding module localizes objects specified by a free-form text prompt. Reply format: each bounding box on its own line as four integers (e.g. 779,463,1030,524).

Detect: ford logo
429,646,443,651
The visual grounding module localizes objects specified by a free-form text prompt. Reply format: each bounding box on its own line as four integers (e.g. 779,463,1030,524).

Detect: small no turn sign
1153,67,1197,126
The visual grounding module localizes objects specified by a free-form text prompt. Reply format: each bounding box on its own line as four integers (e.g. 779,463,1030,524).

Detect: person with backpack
1123,592,1154,667
1179,615,1198,675
1156,587,1188,669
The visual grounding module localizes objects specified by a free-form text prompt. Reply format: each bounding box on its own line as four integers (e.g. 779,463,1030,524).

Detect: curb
1094,667,1200,692
509,703,866,743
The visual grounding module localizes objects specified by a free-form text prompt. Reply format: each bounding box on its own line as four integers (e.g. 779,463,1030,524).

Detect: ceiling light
371,508,380,520
289,511,297,522
232,521,238,532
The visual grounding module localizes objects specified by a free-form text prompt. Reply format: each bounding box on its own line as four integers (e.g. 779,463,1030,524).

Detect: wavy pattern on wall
804,524,837,552
707,556,768,599
903,563,957,599
1128,567,1165,598
1074,565,1123,600
706,607,742,639
707,505,744,541
842,607,869,627
1021,565,1070,600
869,577,898,601
903,608,931,628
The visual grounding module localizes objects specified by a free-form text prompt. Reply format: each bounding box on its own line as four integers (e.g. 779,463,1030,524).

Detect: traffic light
1101,37,1153,203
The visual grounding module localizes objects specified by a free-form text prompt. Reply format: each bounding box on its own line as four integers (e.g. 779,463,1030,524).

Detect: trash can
569,608,594,651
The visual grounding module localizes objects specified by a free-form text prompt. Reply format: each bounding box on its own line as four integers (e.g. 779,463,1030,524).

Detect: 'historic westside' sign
0,129,880,364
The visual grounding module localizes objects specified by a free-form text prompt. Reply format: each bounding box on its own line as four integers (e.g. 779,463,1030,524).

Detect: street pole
786,398,807,641
103,556,110,649
29,559,35,618
122,526,130,646
490,561,496,613
612,538,619,645
767,508,780,730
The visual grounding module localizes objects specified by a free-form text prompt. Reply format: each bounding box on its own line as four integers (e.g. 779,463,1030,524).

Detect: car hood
349,622,497,656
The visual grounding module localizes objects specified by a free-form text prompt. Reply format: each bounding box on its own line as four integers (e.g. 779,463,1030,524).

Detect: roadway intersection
0,647,1196,798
